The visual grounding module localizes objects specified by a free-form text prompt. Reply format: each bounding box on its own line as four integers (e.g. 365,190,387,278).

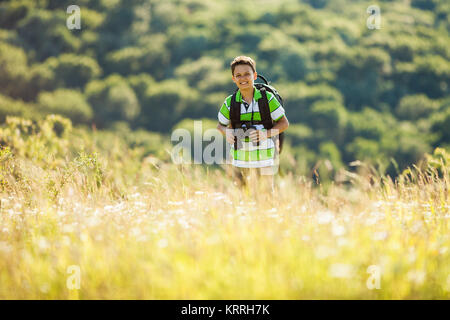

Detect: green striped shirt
218,86,285,168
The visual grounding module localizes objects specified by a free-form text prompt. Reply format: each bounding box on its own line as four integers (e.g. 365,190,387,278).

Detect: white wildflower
168,201,184,206
407,270,426,285
317,210,334,224
38,237,50,250
129,193,141,199
301,235,310,242
372,231,388,241
315,245,336,259
329,263,354,279
39,283,50,294
157,238,168,248
332,223,346,237
0,241,12,254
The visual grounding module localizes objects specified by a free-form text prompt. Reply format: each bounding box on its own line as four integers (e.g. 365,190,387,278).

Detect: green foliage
41,54,102,89
315,140,343,182
0,94,40,122
0,115,72,165
74,150,105,192
396,94,439,120
0,0,448,179
411,0,438,10
430,100,450,147
335,48,391,110
105,47,146,75
319,141,343,168
309,100,348,143
168,27,213,64
278,45,312,81
346,137,381,163
396,55,450,99
304,0,329,9
86,74,140,127
347,108,395,141
138,79,199,131
127,73,155,103
175,56,224,87
281,82,344,123
37,89,93,124
0,145,13,190
0,43,28,98
150,1,183,33
17,9,81,61
425,147,449,175
0,1,29,29
172,117,218,134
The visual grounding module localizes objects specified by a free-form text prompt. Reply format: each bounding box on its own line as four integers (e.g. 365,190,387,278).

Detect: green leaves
37,89,93,124
0,0,447,181
86,75,140,127
396,94,440,120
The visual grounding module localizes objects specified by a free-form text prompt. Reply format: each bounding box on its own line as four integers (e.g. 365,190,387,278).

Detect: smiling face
232,64,257,91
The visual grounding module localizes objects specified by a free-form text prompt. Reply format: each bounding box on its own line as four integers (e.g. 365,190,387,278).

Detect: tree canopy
0,0,449,177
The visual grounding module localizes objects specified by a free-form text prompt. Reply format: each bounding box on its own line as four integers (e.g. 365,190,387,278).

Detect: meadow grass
0,117,448,299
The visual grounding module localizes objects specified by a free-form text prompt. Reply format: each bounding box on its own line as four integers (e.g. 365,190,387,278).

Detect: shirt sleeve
267,92,285,121
218,98,230,126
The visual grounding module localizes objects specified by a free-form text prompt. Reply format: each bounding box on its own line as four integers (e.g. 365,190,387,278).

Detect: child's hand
225,128,235,144
249,129,268,143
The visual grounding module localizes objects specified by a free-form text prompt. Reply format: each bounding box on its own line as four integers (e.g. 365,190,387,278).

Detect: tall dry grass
0,116,448,299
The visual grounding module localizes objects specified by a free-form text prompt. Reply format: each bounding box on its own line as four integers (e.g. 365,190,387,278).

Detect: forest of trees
0,0,449,178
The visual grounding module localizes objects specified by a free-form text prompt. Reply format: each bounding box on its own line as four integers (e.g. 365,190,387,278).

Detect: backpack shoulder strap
259,86,284,154
258,87,273,129
230,91,241,129
229,91,241,150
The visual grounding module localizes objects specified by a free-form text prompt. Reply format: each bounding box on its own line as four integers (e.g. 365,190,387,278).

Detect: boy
216,56,289,194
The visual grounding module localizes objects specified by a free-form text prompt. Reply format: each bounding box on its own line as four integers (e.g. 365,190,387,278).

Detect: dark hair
230,56,256,75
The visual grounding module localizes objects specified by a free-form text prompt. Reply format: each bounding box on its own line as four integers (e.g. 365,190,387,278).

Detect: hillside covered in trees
1,0,449,178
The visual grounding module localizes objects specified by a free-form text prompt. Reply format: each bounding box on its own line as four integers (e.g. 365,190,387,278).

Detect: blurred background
0,0,449,180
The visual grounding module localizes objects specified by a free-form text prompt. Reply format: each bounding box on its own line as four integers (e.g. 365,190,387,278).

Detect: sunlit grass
0,157,448,299
0,117,448,299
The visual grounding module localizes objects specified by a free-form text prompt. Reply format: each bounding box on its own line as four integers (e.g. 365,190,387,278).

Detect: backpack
229,74,285,153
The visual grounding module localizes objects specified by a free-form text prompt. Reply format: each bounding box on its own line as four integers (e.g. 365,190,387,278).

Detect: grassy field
0,117,448,299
